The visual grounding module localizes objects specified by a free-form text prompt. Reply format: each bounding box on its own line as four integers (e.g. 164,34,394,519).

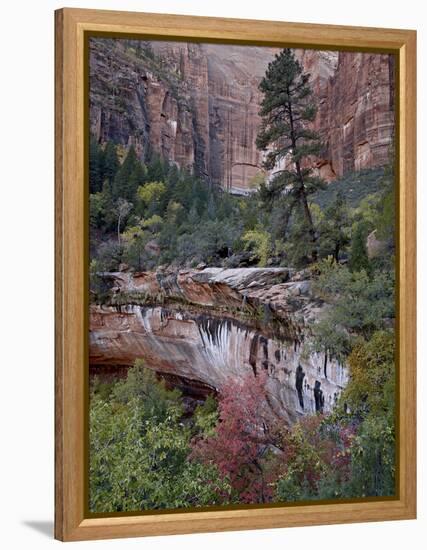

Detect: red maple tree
191,370,275,503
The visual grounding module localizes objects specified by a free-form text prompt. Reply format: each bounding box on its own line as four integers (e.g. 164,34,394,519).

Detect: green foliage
89,136,105,193
342,331,395,419
281,205,317,268
121,223,150,271
193,395,219,437
89,191,107,229
89,180,117,233
275,330,396,501
113,146,142,201
312,259,394,344
312,167,386,210
87,46,397,508
353,193,381,227
376,164,396,247
89,340,396,509
347,414,395,497
145,153,168,182
89,139,120,194
256,48,327,260
91,375,115,401
257,49,321,168
349,222,371,273
317,192,350,261
103,141,120,186
112,359,181,413
309,317,349,366
137,181,167,215
90,134,395,274
120,216,164,271
174,218,237,267
242,227,271,266
339,332,396,496
248,170,266,190
275,417,330,502
90,361,231,512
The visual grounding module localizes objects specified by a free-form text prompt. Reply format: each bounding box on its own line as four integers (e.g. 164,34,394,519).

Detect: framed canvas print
55,8,416,542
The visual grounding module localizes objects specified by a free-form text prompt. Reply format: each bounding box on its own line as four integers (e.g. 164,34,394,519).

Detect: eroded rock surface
90,268,348,424
90,39,394,190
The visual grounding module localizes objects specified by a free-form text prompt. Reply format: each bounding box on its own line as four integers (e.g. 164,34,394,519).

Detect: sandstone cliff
90,38,395,190
90,268,348,425
312,51,395,180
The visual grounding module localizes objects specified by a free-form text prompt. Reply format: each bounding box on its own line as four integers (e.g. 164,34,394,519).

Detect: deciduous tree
191,371,272,503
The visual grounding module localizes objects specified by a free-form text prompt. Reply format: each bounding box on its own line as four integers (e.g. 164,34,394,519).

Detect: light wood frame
55,7,416,542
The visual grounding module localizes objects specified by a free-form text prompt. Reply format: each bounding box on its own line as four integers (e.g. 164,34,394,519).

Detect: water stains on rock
90,268,349,424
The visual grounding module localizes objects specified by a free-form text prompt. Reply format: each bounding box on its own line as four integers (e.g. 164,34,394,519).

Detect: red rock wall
90,304,347,425
314,51,395,179
89,268,349,424
89,39,395,190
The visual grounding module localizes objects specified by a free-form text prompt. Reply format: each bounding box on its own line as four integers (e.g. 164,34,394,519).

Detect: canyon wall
90,268,348,424
90,38,395,191
312,51,395,180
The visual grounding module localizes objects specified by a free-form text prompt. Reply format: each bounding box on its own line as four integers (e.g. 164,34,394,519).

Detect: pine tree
103,141,119,188
112,146,139,200
128,160,146,200
283,204,317,267
349,223,370,273
318,192,350,261
256,49,326,262
89,136,104,193
146,152,167,182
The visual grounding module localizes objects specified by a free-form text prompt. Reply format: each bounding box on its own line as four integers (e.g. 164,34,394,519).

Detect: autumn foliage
190,370,365,504
191,370,273,503
90,329,395,512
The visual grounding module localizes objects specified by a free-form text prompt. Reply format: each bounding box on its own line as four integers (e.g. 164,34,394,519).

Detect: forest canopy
88,47,396,513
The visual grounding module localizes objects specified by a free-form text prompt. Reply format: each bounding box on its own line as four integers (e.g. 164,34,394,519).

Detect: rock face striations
89,40,394,423
90,38,395,191
311,51,395,180
90,268,348,425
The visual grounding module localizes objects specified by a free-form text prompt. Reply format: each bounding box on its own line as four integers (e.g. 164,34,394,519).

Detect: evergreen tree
112,146,139,200
89,136,104,193
103,141,120,187
376,163,395,250
128,160,146,200
146,152,167,182
349,223,370,273
256,48,326,261
318,192,350,261
166,163,180,189
283,204,316,267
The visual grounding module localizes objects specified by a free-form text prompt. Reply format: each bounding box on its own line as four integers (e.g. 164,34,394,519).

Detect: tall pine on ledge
256,48,326,263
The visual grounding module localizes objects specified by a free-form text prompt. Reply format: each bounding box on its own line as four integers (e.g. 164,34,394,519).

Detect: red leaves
191,371,271,503
191,371,357,504
330,425,356,479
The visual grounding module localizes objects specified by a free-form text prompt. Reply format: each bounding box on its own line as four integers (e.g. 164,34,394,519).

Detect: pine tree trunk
298,172,316,240
287,91,317,262
287,93,317,262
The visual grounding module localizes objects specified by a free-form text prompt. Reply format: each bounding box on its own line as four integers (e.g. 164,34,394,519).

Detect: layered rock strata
90,268,348,424
90,39,394,190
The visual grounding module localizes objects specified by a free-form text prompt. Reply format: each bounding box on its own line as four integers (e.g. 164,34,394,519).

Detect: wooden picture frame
55,7,416,542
